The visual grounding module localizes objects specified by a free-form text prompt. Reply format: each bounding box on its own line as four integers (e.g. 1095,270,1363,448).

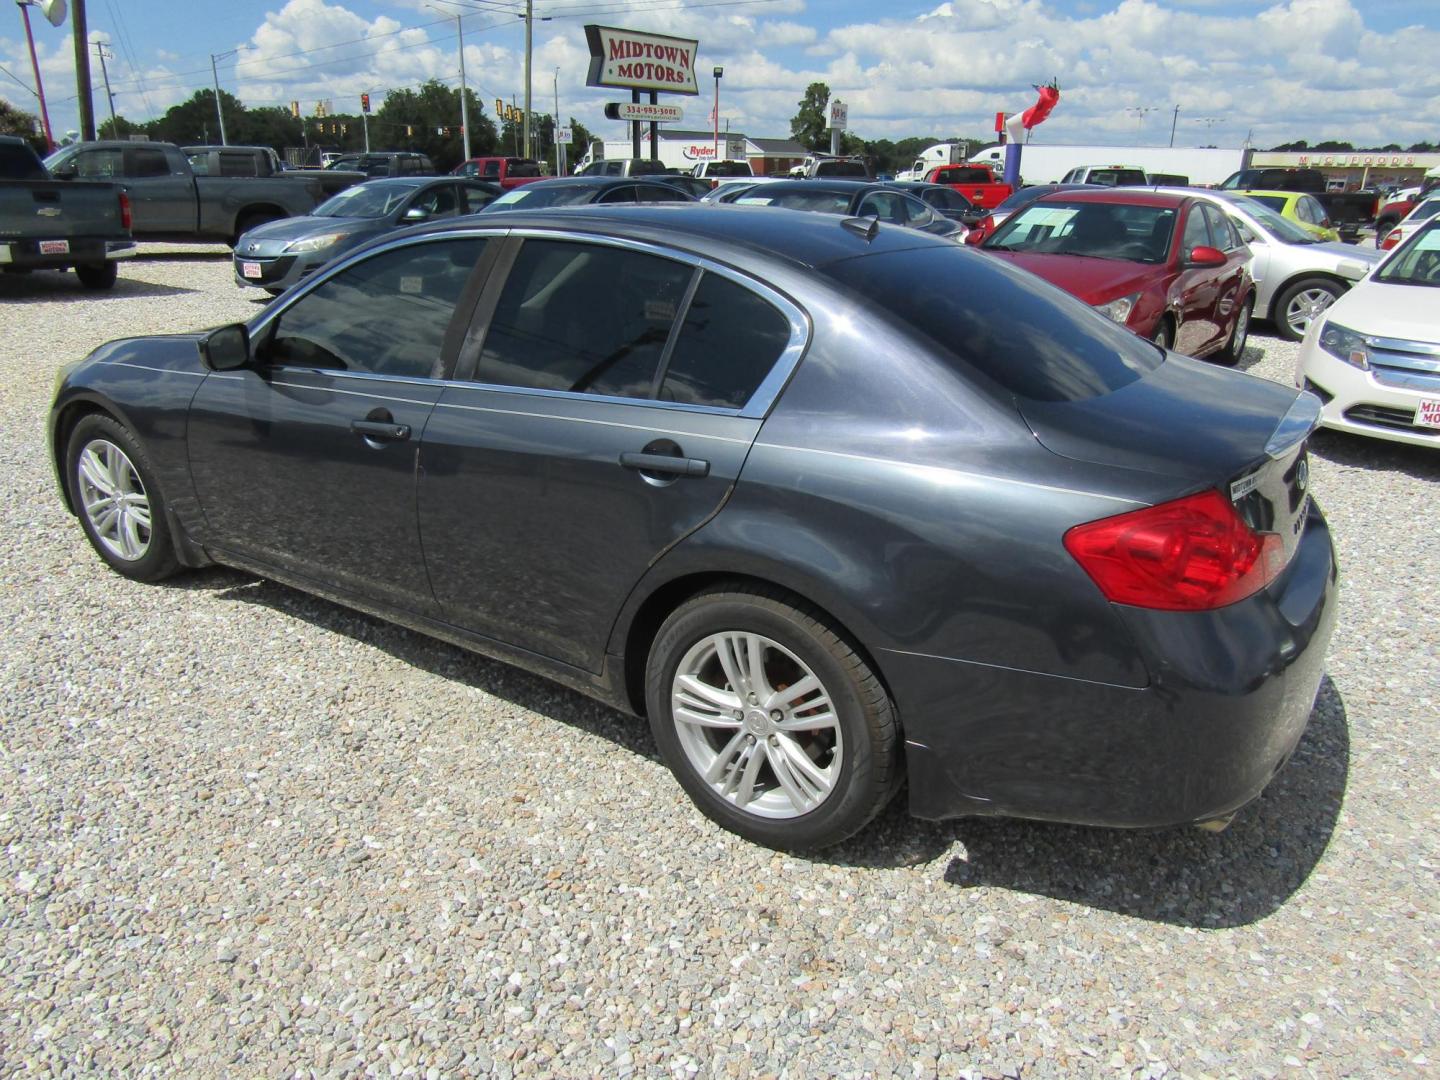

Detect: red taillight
1063,489,1285,611
119,191,132,231
1380,228,1401,251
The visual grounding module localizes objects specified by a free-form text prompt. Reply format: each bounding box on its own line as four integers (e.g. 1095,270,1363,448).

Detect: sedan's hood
1327,280,1440,343
1306,239,1382,267
988,252,1158,305
1019,353,1301,483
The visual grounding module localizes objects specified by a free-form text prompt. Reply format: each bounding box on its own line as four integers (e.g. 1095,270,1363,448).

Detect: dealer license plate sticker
1417,398,1440,430
241,261,262,279
39,239,69,255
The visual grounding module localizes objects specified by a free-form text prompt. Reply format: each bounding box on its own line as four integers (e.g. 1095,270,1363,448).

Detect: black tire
65,414,181,582
1272,277,1343,342
231,213,282,248
645,585,902,850
1151,318,1174,351
75,262,118,290
1214,294,1253,367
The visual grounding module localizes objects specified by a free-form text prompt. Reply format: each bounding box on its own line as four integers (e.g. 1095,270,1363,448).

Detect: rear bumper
0,237,133,269
895,505,1339,828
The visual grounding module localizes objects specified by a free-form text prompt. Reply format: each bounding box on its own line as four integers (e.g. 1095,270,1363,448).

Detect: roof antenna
841,215,880,241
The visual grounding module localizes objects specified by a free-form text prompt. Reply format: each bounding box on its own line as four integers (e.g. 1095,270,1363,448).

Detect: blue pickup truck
0,136,133,290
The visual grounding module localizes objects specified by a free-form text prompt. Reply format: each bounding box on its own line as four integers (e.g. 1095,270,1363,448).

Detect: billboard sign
585,24,700,96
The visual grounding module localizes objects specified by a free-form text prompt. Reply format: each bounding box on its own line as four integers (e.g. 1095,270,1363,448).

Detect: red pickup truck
921,163,1014,210
451,156,546,190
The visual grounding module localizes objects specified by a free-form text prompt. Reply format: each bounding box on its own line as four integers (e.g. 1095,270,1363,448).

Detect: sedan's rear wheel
66,414,180,581
646,586,901,850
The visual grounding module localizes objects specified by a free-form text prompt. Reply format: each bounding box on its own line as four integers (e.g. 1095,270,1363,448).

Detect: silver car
1152,188,1380,341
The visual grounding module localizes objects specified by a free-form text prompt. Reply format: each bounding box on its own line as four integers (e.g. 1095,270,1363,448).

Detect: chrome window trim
248,223,813,421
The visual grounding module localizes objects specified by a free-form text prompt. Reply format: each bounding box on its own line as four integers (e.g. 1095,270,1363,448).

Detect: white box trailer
968,143,1251,187
578,132,748,173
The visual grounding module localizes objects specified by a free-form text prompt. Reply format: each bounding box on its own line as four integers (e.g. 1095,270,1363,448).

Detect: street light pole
427,4,470,162
15,1,55,150
1169,104,1180,148
522,0,532,160
72,0,94,140
712,66,722,158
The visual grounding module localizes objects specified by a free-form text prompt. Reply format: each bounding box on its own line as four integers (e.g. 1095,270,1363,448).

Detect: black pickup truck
43,141,364,246
1219,167,1378,237
0,136,134,290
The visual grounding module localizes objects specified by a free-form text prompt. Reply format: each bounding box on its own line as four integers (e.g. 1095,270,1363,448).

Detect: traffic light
406,125,413,137
290,100,299,119
360,93,370,114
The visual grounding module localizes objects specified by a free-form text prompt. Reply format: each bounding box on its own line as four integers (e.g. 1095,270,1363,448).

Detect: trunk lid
1018,355,1319,561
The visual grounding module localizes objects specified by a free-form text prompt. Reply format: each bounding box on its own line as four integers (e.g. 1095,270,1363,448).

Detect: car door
122,145,193,233
186,235,494,614
418,235,805,673
1202,204,1251,345
1172,202,1222,356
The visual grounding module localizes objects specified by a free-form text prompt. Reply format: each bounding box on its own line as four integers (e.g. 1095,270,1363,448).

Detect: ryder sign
585,25,700,96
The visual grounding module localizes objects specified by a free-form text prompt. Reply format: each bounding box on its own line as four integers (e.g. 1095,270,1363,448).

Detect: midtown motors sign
585,25,700,95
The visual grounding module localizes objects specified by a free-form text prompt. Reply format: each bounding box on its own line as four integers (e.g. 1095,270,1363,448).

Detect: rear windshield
0,141,46,180
1086,169,1146,187
487,184,603,209
936,167,993,184
626,159,669,176
814,161,868,177
739,189,852,214
824,246,1162,402
707,161,752,177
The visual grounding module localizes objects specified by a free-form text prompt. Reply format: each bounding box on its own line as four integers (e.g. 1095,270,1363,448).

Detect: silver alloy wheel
1284,286,1337,337
1232,300,1251,355
671,631,843,820
76,439,152,561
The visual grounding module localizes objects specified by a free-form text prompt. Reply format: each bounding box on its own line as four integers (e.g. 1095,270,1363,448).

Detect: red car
979,189,1254,363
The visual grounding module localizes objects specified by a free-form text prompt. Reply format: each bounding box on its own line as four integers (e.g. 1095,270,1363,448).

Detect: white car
1377,192,1440,253
1295,217,1440,448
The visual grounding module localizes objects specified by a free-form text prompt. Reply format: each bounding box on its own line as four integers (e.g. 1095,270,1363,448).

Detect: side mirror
403,206,430,222
200,323,250,371
1187,245,1226,267
964,229,986,246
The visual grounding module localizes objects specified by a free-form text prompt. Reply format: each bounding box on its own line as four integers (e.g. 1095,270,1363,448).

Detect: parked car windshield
313,181,425,218
738,189,853,214
1243,194,1289,214
487,184,608,209
1373,221,1440,288
825,246,1162,402
985,201,1176,262
1218,194,1320,244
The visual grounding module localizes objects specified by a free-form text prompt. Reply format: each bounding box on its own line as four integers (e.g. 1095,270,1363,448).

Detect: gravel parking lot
1,250,1436,1078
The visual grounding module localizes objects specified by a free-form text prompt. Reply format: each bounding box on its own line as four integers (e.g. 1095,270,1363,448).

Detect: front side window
475,241,692,398
1201,205,1239,251
410,185,459,218
261,239,487,378
66,148,123,179
1181,205,1211,253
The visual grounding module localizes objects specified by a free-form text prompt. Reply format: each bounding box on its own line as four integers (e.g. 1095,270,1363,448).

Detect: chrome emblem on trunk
37,207,61,217
1295,457,1309,492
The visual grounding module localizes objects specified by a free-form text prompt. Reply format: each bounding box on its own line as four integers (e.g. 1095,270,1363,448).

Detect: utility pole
553,67,562,176
15,0,56,150
93,39,116,138
72,0,94,140
426,4,469,162
522,0,533,161
210,51,234,145
1169,104,1180,148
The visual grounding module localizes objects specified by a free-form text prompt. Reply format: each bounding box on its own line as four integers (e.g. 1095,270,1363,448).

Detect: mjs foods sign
585,25,700,95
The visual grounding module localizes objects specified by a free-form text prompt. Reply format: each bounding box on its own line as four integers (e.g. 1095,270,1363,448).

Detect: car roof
353,176,430,188
1034,188,1192,208
385,203,948,269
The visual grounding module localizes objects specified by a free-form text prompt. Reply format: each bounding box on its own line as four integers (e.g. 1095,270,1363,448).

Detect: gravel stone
0,248,1436,1077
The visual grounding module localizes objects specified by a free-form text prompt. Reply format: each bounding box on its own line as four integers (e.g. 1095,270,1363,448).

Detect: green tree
148,88,247,145
0,97,41,142
96,112,147,140
232,105,303,153
374,81,496,171
1312,140,1354,152
790,82,830,151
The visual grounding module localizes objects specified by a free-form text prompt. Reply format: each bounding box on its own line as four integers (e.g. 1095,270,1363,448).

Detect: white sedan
1296,217,1440,448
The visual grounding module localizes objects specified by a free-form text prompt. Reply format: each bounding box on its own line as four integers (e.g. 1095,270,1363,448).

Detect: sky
2,0,1438,151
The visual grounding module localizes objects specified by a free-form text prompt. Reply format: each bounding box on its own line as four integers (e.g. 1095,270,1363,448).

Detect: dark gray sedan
233,177,499,294
51,206,1336,850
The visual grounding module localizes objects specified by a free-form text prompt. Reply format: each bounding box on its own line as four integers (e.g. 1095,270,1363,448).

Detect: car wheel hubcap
1285,288,1335,335
671,631,842,820
77,439,151,561
1233,305,1250,352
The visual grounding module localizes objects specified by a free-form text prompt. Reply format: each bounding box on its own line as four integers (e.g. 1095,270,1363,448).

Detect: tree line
0,82,593,173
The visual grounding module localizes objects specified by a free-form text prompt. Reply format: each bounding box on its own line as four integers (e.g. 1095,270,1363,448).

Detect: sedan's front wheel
646,586,901,850
66,414,180,581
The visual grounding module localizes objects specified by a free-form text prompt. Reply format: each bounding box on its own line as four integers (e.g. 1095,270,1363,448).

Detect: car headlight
1093,293,1140,324
1317,321,1370,370
283,232,347,254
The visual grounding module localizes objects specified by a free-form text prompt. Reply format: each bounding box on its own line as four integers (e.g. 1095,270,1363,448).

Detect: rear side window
262,239,488,378
218,153,260,177
660,274,791,409
127,148,170,177
824,247,1162,402
475,240,692,398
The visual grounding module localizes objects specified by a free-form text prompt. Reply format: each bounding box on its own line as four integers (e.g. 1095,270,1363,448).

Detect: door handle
620,451,710,478
351,419,411,442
